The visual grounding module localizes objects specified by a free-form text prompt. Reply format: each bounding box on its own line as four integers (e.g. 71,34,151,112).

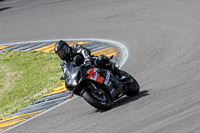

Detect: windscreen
63,61,81,79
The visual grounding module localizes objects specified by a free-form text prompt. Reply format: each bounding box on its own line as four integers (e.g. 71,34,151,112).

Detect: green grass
0,50,63,119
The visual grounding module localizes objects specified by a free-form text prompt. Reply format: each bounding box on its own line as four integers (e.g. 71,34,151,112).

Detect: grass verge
0,50,62,119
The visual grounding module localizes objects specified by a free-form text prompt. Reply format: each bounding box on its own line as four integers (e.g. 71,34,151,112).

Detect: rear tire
125,74,140,96
82,89,112,111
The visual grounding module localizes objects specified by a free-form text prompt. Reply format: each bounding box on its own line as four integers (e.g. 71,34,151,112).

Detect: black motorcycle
60,55,140,110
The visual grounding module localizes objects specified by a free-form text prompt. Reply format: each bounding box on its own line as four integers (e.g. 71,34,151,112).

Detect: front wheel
82,89,112,111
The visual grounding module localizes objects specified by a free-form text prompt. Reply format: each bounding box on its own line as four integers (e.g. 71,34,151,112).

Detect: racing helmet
54,40,71,60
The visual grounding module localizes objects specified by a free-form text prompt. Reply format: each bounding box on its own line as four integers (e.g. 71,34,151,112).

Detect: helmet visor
58,50,65,58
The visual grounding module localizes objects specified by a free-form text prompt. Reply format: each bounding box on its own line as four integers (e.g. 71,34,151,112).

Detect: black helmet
54,40,71,60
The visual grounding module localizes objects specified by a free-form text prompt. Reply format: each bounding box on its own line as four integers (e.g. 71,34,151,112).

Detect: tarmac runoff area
0,39,128,132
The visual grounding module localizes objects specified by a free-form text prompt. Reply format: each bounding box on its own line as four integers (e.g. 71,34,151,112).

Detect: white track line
1,38,129,133
0,38,129,67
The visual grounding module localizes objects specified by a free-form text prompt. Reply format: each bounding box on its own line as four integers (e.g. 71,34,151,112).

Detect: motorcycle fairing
104,70,111,85
87,68,118,100
87,68,104,83
63,62,81,89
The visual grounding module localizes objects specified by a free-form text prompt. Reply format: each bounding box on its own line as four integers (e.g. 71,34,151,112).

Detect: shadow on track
0,0,12,12
0,7,11,11
113,90,149,108
94,90,149,113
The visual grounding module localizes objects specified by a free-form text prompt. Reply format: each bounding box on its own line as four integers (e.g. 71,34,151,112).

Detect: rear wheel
82,88,112,111
125,74,140,96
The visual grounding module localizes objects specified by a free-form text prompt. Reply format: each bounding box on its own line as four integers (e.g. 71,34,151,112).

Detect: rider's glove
84,58,91,67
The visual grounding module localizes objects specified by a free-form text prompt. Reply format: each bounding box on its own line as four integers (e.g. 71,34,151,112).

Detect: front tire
82,89,112,111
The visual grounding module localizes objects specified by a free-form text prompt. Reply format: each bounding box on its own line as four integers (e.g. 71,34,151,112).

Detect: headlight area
72,80,78,87
66,71,81,89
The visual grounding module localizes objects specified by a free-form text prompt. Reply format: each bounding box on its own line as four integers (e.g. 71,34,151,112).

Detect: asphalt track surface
1,0,200,133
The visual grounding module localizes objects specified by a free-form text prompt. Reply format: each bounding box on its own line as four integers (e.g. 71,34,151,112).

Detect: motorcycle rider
54,40,129,80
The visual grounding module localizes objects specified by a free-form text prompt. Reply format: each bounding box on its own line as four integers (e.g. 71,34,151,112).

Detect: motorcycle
60,55,140,110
